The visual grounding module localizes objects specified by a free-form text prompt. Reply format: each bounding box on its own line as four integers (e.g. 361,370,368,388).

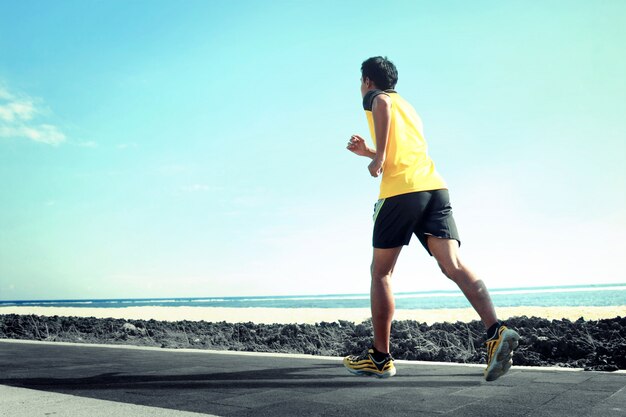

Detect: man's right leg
426,236,497,329
427,236,520,381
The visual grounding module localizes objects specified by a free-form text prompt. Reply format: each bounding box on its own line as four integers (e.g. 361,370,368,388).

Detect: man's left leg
370,246,403,354
343,247,402,378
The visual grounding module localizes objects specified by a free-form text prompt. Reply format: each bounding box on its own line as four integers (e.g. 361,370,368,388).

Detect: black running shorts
372,189,461,255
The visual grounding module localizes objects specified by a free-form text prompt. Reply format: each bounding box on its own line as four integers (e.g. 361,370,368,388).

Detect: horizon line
2,282,625,304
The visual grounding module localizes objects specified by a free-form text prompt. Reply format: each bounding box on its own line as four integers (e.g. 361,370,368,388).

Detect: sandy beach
1,305,624,325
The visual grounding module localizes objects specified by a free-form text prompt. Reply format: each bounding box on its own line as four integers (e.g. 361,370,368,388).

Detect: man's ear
365,77,377,89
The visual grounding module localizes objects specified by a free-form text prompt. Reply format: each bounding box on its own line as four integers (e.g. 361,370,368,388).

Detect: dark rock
1,313,624,371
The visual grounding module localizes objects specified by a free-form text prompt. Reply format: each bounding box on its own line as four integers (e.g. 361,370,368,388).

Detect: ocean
1,283,626,310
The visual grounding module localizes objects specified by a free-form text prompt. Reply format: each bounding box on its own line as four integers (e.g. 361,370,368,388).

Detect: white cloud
0,99,36,122
0,124,66,145
0,84,66,145
0,86,13,100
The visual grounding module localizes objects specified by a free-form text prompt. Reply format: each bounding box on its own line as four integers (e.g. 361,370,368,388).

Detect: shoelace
350,350,372,361
358,349,394,363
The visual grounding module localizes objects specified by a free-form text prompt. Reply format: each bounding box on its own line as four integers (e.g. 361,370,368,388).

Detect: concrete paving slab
447,400,535,417
606,387,626,405
0,339,625,417
578,375,626,392
381,387,480,414
0,385,219,417
533,372,594,384
227,399,362,417
545,388,617,407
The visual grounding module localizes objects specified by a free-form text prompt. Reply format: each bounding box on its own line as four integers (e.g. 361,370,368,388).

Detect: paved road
0,340,625,416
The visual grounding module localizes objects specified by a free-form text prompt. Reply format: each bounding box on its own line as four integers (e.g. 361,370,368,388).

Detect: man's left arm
368,94,392,177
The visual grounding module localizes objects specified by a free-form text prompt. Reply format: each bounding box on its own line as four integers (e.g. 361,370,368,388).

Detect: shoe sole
343,360,397,379
485,329,520,382
345,367,397,378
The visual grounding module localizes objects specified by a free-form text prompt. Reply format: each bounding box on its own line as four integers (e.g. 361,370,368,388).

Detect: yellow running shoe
343,348,396,378
484,325,520,381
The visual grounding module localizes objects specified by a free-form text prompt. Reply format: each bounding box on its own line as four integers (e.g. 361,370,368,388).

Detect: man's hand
346,134,374,158
368,157,384,177
347,134,383,176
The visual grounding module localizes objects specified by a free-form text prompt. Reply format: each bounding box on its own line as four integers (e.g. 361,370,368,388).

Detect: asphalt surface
0,339,625,417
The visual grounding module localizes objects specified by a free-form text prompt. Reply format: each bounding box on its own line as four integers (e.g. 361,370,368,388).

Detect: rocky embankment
1,314,624,371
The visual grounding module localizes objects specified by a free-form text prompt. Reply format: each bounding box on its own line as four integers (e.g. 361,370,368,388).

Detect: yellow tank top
363,89,447,199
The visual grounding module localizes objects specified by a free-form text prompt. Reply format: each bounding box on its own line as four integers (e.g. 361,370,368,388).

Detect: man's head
360,56,398,96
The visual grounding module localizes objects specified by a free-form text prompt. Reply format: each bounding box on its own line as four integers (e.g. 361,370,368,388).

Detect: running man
343,56,520,381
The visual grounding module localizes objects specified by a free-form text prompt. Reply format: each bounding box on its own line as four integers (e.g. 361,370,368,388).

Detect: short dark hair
361,56,398,90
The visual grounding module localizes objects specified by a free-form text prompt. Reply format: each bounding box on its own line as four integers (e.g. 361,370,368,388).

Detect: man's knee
371,263,393,281
437,259,464,281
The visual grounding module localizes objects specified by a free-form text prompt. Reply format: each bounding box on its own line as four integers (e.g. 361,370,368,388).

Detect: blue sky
0,1,624,300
